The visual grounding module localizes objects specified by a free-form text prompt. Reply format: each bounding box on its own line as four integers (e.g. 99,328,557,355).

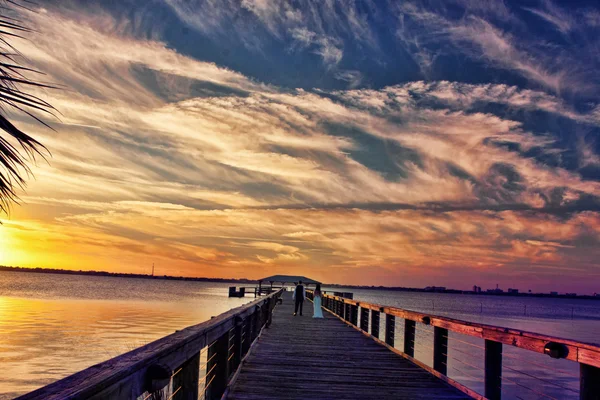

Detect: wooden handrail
307,289,600,400
17,289,284,400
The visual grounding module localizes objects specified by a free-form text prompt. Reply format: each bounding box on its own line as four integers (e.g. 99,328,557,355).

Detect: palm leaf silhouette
0,0,56,215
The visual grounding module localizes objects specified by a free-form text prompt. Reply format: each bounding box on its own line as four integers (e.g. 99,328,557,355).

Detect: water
323,286,600,399
1,273,599,399
0,271,250,399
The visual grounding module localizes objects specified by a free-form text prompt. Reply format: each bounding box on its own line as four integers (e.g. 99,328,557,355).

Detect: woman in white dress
313,284,324,318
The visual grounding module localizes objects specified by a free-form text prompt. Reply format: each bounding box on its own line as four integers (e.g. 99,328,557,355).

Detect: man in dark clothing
293,280,305,316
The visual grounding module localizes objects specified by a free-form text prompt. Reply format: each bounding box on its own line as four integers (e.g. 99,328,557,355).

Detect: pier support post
206,332,230,400
172,351,200,400
360,307,369,331
580,363,600,400
371,310,380,339
484,340,502,400
351,304,358,326
251,305,261,341
231,316,243,372
433,327,448,375
241,316,251,357
404,320,416,357
385,314,395,347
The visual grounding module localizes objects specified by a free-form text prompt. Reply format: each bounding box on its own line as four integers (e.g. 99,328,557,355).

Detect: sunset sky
1,0,600,292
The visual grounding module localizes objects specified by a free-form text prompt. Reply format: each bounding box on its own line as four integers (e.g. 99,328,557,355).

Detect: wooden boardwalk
228,292,471,400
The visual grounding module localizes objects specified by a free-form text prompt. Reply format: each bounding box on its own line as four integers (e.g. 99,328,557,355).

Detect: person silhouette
293,280,305,316
313,283,324,318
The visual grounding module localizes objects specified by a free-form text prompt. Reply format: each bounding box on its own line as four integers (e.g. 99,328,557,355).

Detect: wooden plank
321,305,485,400
227,293,471,400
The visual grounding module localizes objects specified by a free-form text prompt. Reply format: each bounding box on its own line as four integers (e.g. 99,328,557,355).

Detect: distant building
550,291,558,296
487,284,503,294
508,288,519,294
565,293,577,296
472,285,482,293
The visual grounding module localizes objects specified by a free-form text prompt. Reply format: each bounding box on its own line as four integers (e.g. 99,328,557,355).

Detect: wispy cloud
523,1,574,35
395,0,600,96
289,27,343,67
1,3,599,291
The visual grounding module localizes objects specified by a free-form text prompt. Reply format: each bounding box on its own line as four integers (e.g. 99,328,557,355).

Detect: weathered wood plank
226,292,471,400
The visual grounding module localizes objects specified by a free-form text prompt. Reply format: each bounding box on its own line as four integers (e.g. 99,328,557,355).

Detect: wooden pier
16,288,600,400
227,292,469,399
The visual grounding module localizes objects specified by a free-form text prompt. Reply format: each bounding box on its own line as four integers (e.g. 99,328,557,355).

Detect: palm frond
0,0,54,215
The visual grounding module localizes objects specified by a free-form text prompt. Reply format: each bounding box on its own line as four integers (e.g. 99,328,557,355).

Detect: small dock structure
228,287,245,298
256,274,320,296
229,275,321,298
17,288,600,400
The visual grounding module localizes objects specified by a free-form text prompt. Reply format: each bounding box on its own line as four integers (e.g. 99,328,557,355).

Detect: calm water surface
0,271,249,399
2,272,600,399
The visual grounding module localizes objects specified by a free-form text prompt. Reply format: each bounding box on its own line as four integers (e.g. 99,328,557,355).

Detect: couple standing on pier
292,280,324,318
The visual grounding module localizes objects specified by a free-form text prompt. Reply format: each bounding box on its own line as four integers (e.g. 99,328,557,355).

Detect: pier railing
306,290,600,400
18,289,283,400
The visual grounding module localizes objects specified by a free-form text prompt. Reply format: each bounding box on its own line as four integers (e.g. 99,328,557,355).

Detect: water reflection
0,271,250,399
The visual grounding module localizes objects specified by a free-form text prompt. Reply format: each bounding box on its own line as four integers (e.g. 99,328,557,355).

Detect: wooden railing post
241,317,251,357
205,332,230,400
351,304,358,326
172,351,200,400
360,307,369,332
251,305,261,341
484,340,502,400
385,314,395,347
580,363,600,400
264,297,272,328
433,327,448,375
231,316,243,372
371,310,380,338
404,320,416,357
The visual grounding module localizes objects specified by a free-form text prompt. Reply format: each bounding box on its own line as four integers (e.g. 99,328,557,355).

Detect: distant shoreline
0,265,255,284
2,265,599,300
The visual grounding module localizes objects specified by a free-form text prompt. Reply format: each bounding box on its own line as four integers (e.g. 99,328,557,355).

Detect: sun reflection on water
0,272,250,399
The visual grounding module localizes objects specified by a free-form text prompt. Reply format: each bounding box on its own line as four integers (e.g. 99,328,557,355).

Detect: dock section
15,287,600,400
228,292,470,399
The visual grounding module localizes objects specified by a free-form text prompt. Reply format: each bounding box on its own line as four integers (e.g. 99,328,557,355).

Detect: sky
1,0,600,293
